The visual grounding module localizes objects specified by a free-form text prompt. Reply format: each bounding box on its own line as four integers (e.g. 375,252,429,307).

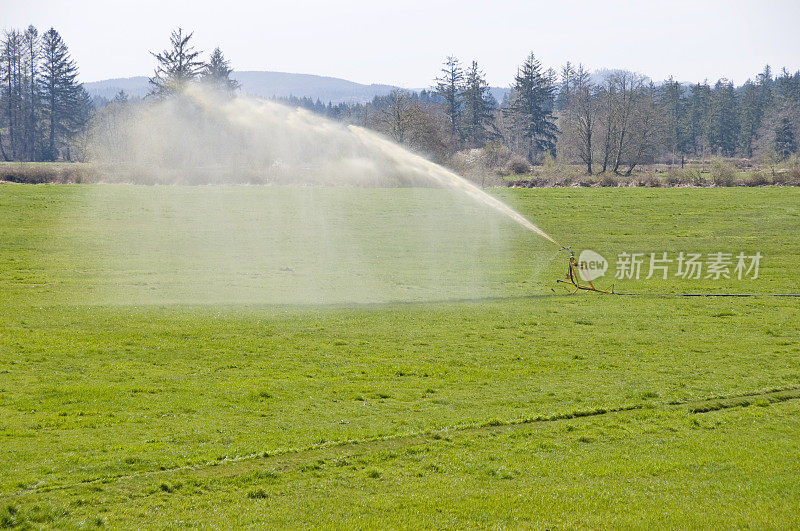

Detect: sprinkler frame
555,247,616,294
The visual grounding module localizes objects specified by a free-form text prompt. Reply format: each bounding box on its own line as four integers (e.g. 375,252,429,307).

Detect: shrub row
508,167,800,188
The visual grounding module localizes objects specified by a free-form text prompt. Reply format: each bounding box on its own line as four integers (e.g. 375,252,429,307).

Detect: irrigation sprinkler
555,247,617,295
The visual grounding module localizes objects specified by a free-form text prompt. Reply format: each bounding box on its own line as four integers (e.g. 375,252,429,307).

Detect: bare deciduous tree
372,89,417,144
560,64,596,174
370,89,451,162
595,71,650,174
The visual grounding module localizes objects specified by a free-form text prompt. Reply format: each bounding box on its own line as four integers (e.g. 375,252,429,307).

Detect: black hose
610,292,800,297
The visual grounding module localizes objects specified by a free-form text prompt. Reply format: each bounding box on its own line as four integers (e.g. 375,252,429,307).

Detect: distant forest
1,26,799,176
0,26,91,162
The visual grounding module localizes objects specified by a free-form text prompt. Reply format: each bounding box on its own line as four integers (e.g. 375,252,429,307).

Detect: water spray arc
94,85,564,250
87,86,584,302
348,126,565,248
350,126,595,292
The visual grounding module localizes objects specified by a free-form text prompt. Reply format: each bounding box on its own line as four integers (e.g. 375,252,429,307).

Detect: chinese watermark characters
577,251,763,281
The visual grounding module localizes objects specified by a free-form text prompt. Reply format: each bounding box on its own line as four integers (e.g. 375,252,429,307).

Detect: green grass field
1,184,799,527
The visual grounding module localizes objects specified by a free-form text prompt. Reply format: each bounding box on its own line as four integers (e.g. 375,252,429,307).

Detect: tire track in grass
684,386,800,413
3,385,800,500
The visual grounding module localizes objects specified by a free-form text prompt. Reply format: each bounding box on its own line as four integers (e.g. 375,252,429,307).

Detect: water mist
75,86,558,304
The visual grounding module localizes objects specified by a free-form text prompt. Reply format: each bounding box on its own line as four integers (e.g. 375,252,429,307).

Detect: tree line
0,27,239,162
281,56,800,174
0,26,91,161
558,64,799,174
2,25,798,173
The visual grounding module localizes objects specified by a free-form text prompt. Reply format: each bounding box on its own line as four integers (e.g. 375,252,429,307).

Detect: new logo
577,250,608,281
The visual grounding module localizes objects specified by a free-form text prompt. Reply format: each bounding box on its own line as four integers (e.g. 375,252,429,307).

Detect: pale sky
4,0,800,87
